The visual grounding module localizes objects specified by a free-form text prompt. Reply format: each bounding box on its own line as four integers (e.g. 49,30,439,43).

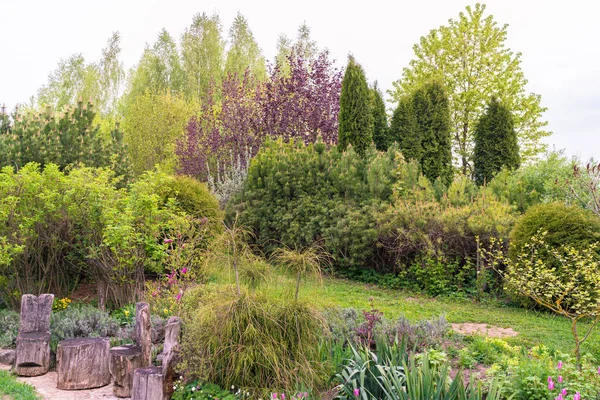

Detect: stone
0,349,15,365
56,337,111,390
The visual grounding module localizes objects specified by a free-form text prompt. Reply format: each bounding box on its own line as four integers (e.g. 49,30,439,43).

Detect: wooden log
135,302,152,367
14,331,51,377
110,344,144,398
161,317,181,399
19,294,53,333
132,366,164,400
56,337,111,390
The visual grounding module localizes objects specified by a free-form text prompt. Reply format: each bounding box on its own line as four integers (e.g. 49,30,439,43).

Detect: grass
0,370,39,400
210,265,600,359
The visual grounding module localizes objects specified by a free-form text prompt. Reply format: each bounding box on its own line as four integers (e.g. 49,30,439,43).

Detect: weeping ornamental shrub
180,290,327,394
228,138,398,273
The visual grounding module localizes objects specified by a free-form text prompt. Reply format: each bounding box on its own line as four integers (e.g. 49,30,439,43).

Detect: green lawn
257,272,600,358
0,370,39,400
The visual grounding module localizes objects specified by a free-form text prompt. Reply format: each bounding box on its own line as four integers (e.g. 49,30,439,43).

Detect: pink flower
181,267,188,274
558,375,563,383
353,388,360,397
598,366,600,374
175,291,182,301
272,394,277,399
557,361,563,370
574,392,581,400
548,376,553,384
548,379,554,390
561,389,567,396
164,238,173,244
281,394,285,400
556,394,563,400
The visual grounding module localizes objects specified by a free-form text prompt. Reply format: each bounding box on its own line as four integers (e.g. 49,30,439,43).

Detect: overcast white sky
1,0,599,160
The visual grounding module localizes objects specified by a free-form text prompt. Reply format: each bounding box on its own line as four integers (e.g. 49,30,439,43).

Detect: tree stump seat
110,344,144,397
56,337,111,390
14,294,53,377
132,366,164,400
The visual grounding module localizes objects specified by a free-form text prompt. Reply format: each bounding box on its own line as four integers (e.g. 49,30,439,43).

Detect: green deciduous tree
473,97,520,185
121,90,195,176
338,56,373,156
371,82,389,151
225,12,266,80
412,81,453,185
181,12,225,100
391,3,549,174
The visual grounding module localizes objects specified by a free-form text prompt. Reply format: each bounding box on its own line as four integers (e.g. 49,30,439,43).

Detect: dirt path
451,322,518,338
1,365,118,400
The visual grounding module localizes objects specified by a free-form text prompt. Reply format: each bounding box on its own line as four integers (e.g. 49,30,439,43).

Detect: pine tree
371,82,389,151
338,56,373,156
390,95,420,161
412,81,453,185
473,97,520,185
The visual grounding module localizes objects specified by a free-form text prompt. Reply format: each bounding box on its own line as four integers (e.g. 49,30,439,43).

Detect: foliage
229,139,398,273
338,55,373,156
49,303,120,351
121,90,195,176
473,97,520,185
487,150,572,212
173,379,243,400
509,202,600,263
0,370,40,400
484,233,600,364
567,161,600,220
180,291,327,395
0,165,220,309
391,3,549,173
0,309,19,348
412,81,453,186
488,346,600,400
371,82,389,151
52,297,72,312
0,100,128,177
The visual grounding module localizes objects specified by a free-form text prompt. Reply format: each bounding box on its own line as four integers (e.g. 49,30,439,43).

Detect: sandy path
1,365,119,400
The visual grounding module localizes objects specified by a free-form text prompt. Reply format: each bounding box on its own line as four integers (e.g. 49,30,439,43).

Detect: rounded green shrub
510,201,600,260
161,175,223,222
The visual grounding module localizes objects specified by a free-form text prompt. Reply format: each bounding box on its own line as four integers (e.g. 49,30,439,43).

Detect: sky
1,0,599,160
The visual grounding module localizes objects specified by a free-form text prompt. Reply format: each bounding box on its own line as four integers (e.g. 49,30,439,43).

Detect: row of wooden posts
13,294,181,400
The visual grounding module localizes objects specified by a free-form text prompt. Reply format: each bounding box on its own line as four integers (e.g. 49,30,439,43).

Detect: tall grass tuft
180,290,328,395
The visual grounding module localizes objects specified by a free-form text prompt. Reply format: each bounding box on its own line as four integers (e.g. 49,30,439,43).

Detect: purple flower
281,394,285,400
561,388,567,396
558,375,563,383
272,394,277,399
175,291,182,301
548,379,554,390
556,394,563,400
164,238,173,244
181,267,188,274
353,388,360,397
598,366,600,374
557,361,563,370
574,392,581,400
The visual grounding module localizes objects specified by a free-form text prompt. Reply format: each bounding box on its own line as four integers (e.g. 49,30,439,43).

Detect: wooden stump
14,332,51,377
110,344,144,398
14,294,54,377
132,367,164,400
135,302,152,367
56,337,111,390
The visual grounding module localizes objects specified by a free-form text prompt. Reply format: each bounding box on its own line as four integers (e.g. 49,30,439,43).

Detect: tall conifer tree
338,56,373,156
371,82,389,151
473,97,520,185
390,95,420,161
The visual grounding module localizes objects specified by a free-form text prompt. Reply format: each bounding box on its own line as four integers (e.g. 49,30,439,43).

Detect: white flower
191,387,196,392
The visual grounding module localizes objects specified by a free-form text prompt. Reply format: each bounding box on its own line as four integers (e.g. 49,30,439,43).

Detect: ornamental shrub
228,138,398,273
509,202,600,262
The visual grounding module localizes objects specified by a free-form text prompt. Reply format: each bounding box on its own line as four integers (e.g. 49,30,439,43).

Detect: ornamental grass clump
180,290,327,395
